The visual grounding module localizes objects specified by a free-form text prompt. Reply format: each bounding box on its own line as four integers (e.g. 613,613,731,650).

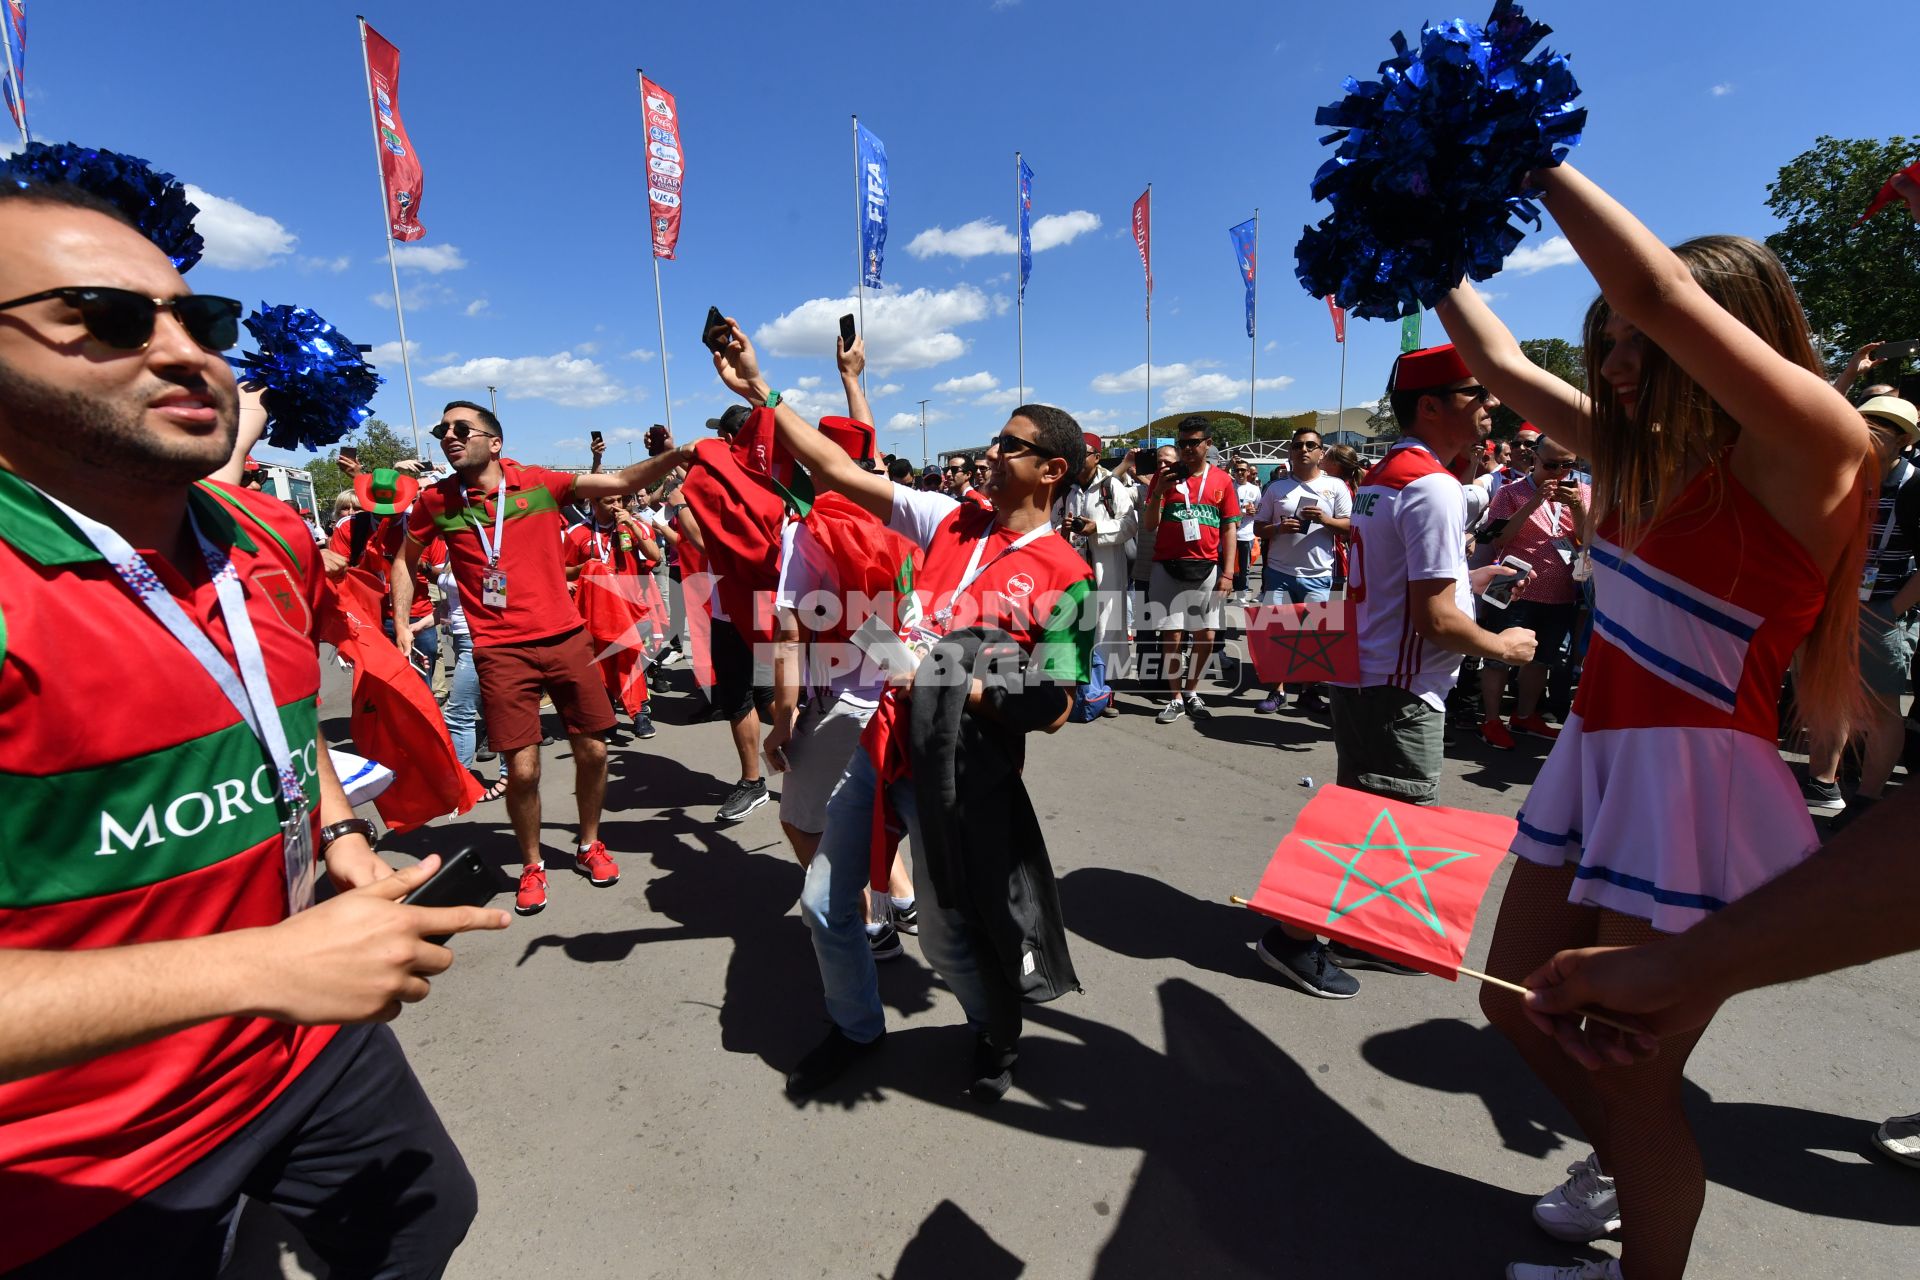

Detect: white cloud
1073,407,1123,428
299,255,353,274
369,280,458,310
795,375,824,390
1160,373,1296,414
626,348,657,361
1505,235,1579,276
182,185,295,270
1710,83,1734,97
935,370,999,394
391,243,468,273
906,210,1102,260
872,382,903,398
974,387,1029,408
885,408,950,434
576,341,601,356
464,298,490,317
365,339,420,368
757,284,991,375
1264,340,1279,353
1089,361,1211,396
421,351,629,409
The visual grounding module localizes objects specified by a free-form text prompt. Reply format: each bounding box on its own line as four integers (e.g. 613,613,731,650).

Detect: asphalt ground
227,637,1919,1279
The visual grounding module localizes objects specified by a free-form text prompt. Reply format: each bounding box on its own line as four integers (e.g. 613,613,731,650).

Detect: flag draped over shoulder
361,22,425,242
317,569,482,833
679,407,791,645
1248,786,1514,978
575,559,651,717
798,491,921,645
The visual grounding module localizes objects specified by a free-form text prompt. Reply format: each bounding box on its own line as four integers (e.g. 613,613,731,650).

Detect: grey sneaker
1532,1152,1620,1241
718,778,769,823
868,922,903,961
1256,931,1359,999
1154,697,1186,725
1873,1111,1920,1167
1184,692,1211,720
1803,776,1844,813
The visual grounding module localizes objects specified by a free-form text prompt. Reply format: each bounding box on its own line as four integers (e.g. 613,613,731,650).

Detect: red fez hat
1391,343,1472,392
1081,432,1102,453
1515,423,1541,440
817,416,877,463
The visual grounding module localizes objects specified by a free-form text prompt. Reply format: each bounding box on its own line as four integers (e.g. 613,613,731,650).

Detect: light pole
486,385,498,416
918,398,931,469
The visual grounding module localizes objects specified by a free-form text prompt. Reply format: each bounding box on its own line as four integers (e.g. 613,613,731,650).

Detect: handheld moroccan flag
1858,160,1920,225
1247,786,1515,978
1245,601,1358,686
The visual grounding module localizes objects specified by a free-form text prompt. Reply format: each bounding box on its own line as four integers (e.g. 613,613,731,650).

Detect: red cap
1081,432,1102,453
817,416,877,463
1515,423,1541,440
1391,343,1471,392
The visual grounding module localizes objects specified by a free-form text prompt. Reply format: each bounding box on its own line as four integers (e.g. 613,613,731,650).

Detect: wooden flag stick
1227,896,1644,1036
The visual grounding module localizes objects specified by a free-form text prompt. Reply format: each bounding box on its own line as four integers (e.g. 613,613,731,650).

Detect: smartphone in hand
1482,554,1533,609
402,846,503,945
644,425,669,456
701,306,730,354
839,313,858,351
590,430,604,448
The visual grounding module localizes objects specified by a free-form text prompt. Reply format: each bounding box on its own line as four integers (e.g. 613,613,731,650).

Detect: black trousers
14,1024,476,1280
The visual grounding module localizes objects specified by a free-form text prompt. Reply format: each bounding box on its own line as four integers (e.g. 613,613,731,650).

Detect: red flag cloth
574,560,651,717
797,491,922,646
1132,189,1153,298
1248,786,1516,978
640,75,685,260
361,22,426,243
1858,159,1920,225
1325,295,1347,344
680,416,790,645
1245,601,1358,685
317,574,482,833
678,537,717,689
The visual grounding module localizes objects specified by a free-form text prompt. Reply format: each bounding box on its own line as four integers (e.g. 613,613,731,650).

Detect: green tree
1765,135,1920,369
305,418,412,509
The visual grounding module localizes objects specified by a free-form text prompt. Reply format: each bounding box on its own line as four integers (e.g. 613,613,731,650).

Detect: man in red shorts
394,402,691,915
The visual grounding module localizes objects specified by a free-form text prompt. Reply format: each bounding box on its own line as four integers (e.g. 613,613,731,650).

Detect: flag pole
357,16,422,459
0,12,26,147
636,70,675,437
1144,182,1153,446
1336,332,1348,436
850,115,868,402
1015,150,1025,406
1248,208,1259,445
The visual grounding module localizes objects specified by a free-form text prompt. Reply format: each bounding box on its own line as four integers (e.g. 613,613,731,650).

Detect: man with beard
0,179,509,1275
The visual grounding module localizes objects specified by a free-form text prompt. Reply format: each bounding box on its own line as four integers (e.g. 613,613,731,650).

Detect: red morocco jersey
1150,464,1240,564
0,472,335,1270
409,459,579,647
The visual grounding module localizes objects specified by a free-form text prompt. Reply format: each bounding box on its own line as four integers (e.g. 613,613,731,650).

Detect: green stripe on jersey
0,697,320,909
1034,577,1095,685
432,485,561,536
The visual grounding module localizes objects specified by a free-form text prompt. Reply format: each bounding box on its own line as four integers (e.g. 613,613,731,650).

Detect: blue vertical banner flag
1,0,25,139
857,123,889,289
1229,217,1257,339
1017,156,1034,301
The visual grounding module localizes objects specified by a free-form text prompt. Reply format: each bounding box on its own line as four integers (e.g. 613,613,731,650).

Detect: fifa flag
1326,296,1347,344
1,0,25,136
1017,156,1034,301
360,22,426,242
858,123,889,288
1248,786,1515,978
1229,218,1257,339
640,76,685,260
1131,188,1153,300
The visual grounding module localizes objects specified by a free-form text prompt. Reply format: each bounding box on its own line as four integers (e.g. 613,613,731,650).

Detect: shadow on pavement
1364,1017,1920,1227
892,1200,1026,1279
1058,867,1270,983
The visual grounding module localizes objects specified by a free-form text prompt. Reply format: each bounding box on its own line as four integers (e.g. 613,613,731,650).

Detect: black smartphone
590,430,604,448
339,445,359,465
402,846,502,945
645,424,669,456
702,305,730,353
839,313,857,351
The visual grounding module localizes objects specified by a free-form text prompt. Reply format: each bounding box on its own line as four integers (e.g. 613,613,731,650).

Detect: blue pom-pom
1294,0,1586,320
0,141,206,272
232,306,383,451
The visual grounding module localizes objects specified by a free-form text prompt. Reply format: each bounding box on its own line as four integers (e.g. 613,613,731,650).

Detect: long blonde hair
1580,235,1874,741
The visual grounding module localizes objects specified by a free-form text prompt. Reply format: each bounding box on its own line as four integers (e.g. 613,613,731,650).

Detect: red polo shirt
562,518,655,579
1150,464,1240,563
408,459,578,647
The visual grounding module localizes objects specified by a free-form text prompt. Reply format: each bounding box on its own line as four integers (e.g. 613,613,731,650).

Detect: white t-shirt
774,521,882,706
1234,481,1261,541
1343,439,1472,710
1254,474,1352,577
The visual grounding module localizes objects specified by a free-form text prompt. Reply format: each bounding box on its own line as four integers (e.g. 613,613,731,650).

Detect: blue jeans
1261,567,1333,605
381,617,439,690
444,628,479,766
800,751,1010,1044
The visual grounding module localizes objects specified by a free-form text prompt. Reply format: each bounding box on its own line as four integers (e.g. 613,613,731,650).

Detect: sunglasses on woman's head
0,286,242,352
432,421,496,441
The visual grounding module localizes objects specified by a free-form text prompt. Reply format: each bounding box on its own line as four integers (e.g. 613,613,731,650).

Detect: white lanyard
935,523,1054,624
471,478,508,567
588,518,610,563
41,490,315,911
1180,464,1211,510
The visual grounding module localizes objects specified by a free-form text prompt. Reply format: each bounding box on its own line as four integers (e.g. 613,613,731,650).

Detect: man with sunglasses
943,453,974,495
1256,346,1536,999
708,319,1092,1102
1141,415,1240,724
394,400,694,917
1251,427,1353,713
0,181,511,1275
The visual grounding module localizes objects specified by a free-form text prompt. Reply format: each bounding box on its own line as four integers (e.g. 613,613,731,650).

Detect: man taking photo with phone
1140,415,1239,723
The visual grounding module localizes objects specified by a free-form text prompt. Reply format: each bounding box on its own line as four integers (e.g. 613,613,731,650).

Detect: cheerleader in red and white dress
1439,164,1874,1280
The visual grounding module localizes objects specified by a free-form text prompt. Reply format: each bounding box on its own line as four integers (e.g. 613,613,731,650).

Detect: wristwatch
318,817,377,855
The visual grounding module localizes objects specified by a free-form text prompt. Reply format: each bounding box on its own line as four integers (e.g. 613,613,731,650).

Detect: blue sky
9,0,1906,466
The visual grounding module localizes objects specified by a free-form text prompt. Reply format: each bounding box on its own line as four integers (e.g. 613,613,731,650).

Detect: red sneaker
1510,714,1562,741
515,864,548,916
575,841,620,887
1480,717,1517,751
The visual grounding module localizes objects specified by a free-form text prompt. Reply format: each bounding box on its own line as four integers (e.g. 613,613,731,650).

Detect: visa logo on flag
640,75,686,260
858,123,890,289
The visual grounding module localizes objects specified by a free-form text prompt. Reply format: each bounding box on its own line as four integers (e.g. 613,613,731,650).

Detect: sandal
479,776,509,802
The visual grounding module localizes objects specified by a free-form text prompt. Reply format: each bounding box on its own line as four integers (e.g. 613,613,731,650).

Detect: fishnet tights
1480,860,1709,1280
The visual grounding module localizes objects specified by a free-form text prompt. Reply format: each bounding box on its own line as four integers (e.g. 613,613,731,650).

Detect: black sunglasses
1439,383,1494,404
1540,459,1576,472
0,286,242,352
990,432,1055,460
1176,437,1210,449
432,421,497,442
1289,439,1324,451
944,464,968,474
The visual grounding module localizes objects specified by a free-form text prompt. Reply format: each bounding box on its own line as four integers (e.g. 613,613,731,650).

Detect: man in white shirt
1232,460,1262,605
1250,427,1353,713
1256,346,1536,1000
1057,435,1136,707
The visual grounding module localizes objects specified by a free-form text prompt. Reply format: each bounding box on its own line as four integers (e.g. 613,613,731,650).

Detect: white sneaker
1532,1152,1620,1242
1874,1111,1920,1167
1506,1259,1622,1280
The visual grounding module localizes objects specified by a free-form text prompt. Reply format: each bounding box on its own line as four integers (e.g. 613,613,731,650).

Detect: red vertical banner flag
1325,295,1347,344
640,76,685,260
361,22,426,242
1131,189,1152,302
